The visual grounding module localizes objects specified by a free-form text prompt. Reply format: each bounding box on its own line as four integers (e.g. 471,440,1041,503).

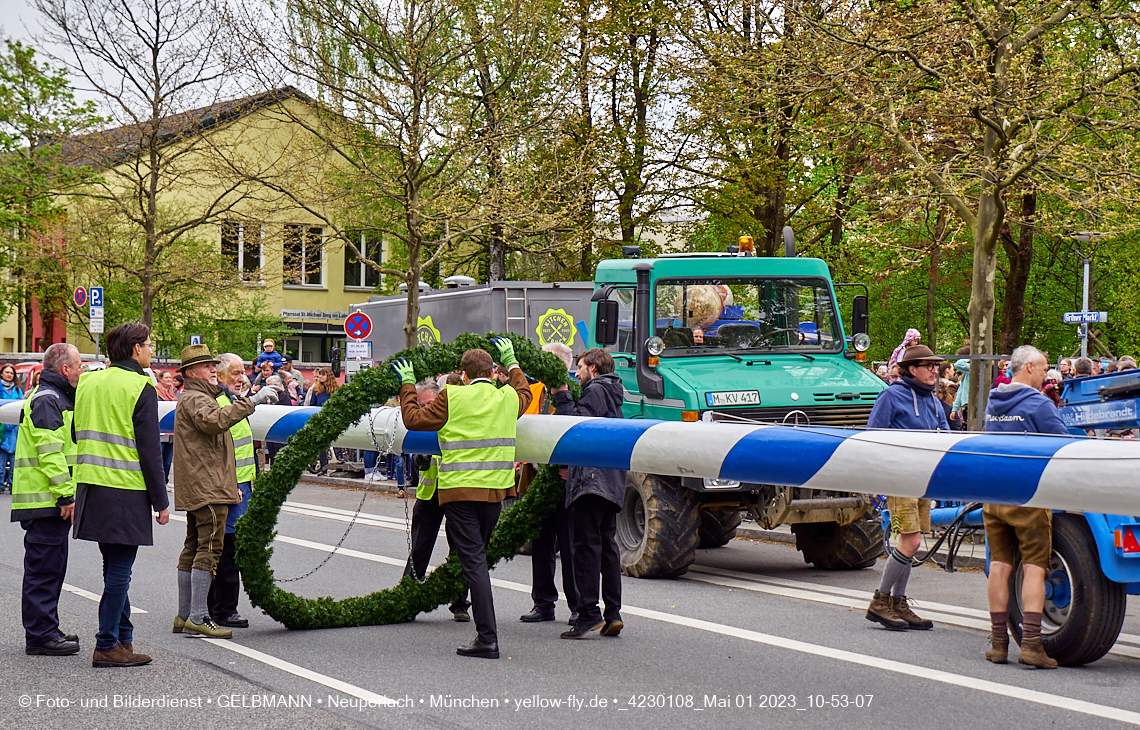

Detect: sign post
89,286,105,354
344,312,373,341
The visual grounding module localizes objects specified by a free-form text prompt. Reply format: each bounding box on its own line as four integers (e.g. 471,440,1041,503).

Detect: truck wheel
1008,513,1127,666
791,517,884,570
699,509,743,548
616,472,700,578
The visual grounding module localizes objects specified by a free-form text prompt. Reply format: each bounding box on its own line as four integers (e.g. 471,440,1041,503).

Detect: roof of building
61,86,311,168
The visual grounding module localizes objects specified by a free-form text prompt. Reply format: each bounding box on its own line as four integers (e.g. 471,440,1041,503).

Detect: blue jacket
984,383,1068,435
867,379,950,431
255,350,284,370
0,382,23,453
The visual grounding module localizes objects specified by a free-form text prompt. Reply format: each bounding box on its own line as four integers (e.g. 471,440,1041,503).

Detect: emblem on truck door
537,308,575,346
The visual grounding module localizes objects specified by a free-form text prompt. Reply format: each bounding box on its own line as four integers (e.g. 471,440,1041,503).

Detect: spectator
993,359,1012,387
1074,357,1093,377
305,368,342,474
254,339,284,371
1042,369,1063,408
888,364,901,383
155,370,180,486
1091,359,1103,376
26,368,41,390
1104,360,1118,374
951,357,970,427
1058,358,1073,378
0,363,24,494
938,361,955,387
1118,356,1137,371
937,380,958,429
173,373,184,390
250,361,276,393
281,369,303,404
887,328,922,374
876,365,889,382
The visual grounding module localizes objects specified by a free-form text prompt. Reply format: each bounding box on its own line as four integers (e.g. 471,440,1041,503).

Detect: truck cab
589,251,888,578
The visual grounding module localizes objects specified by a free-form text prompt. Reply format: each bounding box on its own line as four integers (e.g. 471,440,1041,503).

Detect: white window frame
344,232,382,291
283,224,326,289
222,222,264,284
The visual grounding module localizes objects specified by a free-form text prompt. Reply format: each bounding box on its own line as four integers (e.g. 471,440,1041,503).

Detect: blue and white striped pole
3,401,1138,515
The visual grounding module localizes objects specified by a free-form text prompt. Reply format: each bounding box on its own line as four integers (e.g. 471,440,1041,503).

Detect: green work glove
490,337,518,368
391,357,416,385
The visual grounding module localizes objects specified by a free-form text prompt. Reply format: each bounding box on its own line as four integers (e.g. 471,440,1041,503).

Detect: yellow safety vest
74,367,150,491
436,380,519,492
416,456,440,501
12,386,76,516
216,392,256,483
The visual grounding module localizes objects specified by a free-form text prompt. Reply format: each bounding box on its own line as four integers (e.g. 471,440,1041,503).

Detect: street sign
190,335,203,345
73,287,87,308
344,311,372,340
89,305,104,319
1063,311,1108,324
346,340,371,360
89,317,104,334
90,287,103,307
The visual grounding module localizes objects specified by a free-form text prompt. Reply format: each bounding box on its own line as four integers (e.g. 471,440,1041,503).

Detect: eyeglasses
914,363,940,371
139,342,154,350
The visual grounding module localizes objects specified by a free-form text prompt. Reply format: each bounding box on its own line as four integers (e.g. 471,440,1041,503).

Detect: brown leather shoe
892,596,933,630
985,635,1009,664
865,590,908,630
92,643,151,668
1017,636,1058,669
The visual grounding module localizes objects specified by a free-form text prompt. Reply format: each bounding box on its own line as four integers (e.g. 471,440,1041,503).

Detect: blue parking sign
90,287,104,307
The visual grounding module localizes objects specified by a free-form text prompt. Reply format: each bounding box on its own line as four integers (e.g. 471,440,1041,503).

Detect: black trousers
442,500,501,644
403,494,468,610
531,502,578,612
22,516,71,645
207,532,240,619
570,495,622,625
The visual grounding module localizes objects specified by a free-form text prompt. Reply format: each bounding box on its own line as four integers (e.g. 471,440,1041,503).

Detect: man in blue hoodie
864,344,948,631
982,344,1064,669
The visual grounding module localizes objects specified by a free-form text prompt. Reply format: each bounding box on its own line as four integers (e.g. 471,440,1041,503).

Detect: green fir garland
233,333,573,630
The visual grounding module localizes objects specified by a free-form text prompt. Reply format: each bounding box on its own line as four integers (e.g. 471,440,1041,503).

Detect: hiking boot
173,616,185,634
865,590,908,630
182,617,233,639
92,644,151,668
1017,636,1058,669
893,595,933,630
985,635,1009,664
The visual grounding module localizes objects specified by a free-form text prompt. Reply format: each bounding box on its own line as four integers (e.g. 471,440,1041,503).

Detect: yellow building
0,87,384,361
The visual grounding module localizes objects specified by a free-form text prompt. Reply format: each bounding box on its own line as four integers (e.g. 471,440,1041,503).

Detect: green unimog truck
587,242,887,578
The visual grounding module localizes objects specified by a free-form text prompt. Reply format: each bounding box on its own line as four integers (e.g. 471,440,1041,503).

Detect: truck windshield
654,277,842,354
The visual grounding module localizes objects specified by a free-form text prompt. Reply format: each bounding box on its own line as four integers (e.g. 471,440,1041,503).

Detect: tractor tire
616,472,700,578
791,517,884,570
699,509,743,548
1008,513,1127,666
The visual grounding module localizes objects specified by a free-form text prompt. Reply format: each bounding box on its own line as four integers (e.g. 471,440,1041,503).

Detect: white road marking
203,639,398,706
269,532,1140,725
62,583,147,614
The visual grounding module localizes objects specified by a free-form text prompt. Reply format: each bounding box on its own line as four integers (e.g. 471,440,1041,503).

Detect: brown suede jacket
399,366,533,505
173,376,256,512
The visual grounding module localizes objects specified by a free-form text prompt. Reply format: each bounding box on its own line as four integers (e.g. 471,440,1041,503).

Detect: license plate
705,390,760,407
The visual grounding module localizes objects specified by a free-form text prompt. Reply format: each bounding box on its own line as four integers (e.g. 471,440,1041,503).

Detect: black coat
553,372,627,508
73,360,169,546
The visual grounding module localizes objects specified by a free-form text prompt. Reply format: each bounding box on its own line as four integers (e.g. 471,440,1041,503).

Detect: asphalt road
2,481,1139,730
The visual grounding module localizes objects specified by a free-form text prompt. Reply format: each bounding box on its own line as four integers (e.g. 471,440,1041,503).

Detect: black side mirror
595,299,619,346
851,295,869,335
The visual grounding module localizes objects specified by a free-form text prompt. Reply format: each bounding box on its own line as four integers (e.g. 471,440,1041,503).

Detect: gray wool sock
189,569,212,624
878,547,911,596
177,569,192,620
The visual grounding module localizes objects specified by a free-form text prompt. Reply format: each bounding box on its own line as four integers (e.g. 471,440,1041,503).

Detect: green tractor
588,233,887,578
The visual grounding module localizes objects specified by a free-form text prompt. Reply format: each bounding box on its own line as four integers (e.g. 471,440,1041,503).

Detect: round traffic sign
73,287,87,308
344,312,373,340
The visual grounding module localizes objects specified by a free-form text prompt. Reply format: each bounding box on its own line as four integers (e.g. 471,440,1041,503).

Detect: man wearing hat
864,343,948,631
172,344,278,639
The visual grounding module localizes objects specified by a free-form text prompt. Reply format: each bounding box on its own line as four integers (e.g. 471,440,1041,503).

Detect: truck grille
709,404,875,428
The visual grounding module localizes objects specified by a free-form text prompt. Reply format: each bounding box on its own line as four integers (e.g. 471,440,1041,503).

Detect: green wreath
233,333,573,630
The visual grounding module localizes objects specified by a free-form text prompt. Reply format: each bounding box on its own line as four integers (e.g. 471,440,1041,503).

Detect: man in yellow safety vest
73,323,170,668
397,338,533,659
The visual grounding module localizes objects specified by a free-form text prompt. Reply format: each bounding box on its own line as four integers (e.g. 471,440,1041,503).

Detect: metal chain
274,406,395,584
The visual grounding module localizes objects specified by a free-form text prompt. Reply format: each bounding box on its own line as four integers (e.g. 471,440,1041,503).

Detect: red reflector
1123,528,1140,554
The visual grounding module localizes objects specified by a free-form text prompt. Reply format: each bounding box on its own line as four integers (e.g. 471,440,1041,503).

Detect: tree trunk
997,191,1036,354
926,244,939,351
966,183,1004,431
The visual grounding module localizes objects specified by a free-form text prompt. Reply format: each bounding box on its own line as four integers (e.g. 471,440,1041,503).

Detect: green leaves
233,332,571,629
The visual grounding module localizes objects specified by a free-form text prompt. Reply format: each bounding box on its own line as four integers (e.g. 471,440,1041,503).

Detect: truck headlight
852,333,871,352
646,336,665,356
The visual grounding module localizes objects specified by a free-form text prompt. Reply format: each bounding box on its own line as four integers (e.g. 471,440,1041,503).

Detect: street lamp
1071,232,1106,359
